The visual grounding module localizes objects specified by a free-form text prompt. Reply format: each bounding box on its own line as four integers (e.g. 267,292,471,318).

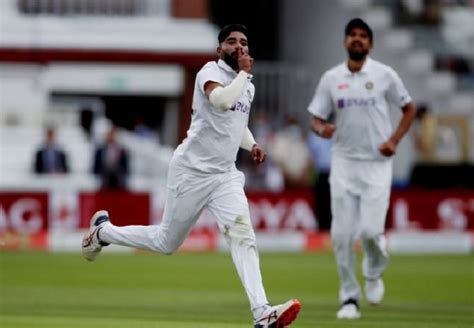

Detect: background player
307,18,417,320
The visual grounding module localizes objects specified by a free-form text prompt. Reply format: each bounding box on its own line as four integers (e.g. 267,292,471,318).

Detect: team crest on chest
365,81,374,90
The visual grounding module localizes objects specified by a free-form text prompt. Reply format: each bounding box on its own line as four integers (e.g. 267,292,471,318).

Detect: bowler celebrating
83,24,301,328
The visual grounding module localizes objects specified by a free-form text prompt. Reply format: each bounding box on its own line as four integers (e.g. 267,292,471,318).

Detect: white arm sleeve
209,71,249,111
240,126,257,151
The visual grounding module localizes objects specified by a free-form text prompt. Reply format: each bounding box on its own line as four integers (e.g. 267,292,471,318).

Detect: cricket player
82,24,301,328
308,18,416,319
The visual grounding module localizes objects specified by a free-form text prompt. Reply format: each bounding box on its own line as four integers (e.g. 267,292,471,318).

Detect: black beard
348,49,368,61
222,52,239,70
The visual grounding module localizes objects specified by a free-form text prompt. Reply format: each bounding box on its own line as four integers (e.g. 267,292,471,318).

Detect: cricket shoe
254,299,301,328
365,278,385,305
82,210,110,261
336,298,361,320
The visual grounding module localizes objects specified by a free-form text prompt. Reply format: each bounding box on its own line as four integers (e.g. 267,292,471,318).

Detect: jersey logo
337,99,344,109
365,81,374,90
230,101,250,114
337,83,350,90
337,97,376,109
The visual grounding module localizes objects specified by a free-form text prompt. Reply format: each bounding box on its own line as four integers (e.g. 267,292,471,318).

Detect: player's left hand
251,144,266,165
379,139,397,157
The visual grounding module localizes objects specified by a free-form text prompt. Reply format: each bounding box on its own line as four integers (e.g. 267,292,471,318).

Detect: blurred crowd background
0,0,473,239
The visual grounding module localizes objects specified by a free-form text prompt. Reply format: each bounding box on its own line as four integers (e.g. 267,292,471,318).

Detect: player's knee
331,228,351,242
161,244,178,255
156,237,181,255
331,230,352,252
226,215,256,247
331,235,345,249
233,230,256,247
360,226,379,240
362,233,388,258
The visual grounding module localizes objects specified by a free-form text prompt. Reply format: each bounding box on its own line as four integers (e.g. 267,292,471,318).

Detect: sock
253,304,271,319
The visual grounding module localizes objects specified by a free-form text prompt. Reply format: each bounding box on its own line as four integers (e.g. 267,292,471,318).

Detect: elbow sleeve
209,71,249,111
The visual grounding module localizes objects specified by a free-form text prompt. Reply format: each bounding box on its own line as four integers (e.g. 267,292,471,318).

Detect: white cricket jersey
308,57,412,161
173,59,255,173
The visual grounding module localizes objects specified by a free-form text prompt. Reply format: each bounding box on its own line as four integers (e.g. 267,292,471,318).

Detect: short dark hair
345,18,373,44
218,24,248,44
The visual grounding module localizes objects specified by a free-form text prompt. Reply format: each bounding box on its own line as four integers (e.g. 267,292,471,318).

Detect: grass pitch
0,251,472,327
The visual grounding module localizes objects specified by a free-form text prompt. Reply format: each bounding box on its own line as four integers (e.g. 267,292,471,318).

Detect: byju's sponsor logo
336,97,376,109
337,99,345,109
230,101,250,114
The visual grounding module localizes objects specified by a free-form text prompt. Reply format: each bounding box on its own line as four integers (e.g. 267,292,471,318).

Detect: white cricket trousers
99,158,269,311
329,155,391,303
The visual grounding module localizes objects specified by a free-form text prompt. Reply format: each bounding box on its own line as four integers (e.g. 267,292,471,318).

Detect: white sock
253,304,271,319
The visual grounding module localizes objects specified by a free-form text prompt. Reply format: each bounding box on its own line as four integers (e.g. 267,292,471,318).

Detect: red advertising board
0,192,49,249
79,191,150,228
247,190,317,231
0,192,49,233
388,189,474,231
155,190,318,232
1,189,473,246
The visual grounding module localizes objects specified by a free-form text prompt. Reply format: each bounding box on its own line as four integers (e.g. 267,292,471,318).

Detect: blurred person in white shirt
308,18,416,320
270,115,312,189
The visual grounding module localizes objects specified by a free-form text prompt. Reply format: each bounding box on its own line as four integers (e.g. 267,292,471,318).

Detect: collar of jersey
217,59,238,75
343,56,372,76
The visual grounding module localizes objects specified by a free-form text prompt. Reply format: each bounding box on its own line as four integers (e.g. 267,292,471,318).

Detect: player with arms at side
308,18,416,320
82,24,301,328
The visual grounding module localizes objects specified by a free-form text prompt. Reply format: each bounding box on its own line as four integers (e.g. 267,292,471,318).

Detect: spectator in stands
436,56,470,74
307,130,332,230
92,126,129,190
133,115,160,143
398,0,442,25
34,126,69,174
80,107,94,139
270,115,312,189
240,112,284,191
411,103,434,162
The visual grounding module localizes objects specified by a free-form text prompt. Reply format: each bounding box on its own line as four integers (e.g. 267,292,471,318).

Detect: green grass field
0,251,472,327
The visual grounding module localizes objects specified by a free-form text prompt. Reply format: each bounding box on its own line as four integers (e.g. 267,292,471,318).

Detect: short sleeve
307,72,333,120
196,63,226,94
386,68,412,108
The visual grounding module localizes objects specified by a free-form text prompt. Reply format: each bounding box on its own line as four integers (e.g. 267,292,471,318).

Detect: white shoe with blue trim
82,210,110,261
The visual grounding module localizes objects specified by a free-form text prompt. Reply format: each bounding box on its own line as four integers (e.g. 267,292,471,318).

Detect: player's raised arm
205,47,253,111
